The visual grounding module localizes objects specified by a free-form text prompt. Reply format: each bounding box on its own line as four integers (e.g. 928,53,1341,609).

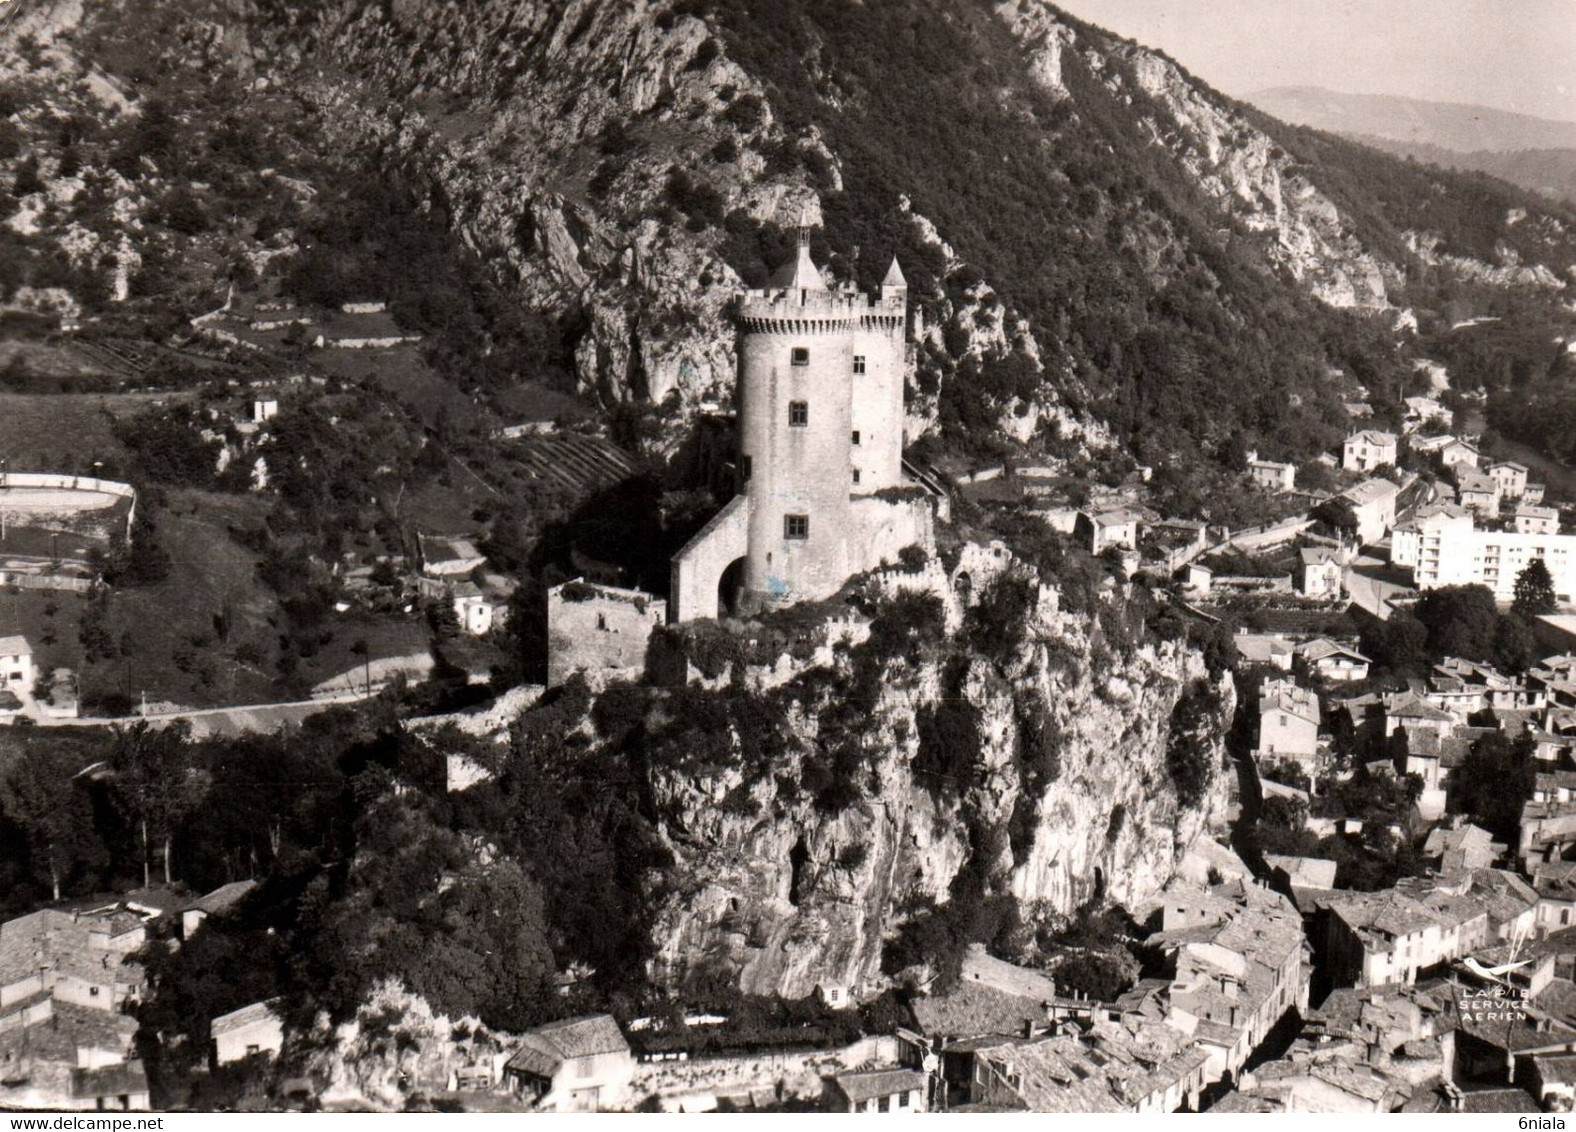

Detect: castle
669,236,936,622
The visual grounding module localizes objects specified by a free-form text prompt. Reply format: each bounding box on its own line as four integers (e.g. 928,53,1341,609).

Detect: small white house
0,635,34,690
212,1000,285,1066
452,583,509,636
251,398,279,423
1343,430,1397,473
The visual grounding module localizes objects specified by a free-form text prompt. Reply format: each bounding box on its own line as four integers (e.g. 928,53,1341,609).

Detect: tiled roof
1460,1088,1541,1113
1299,638,1370,664
911,980,1049,1040
1265,855,1338,888
184,879,257,916
505,1014,627,1076
211,999,281,1037
0,909,143,992
0,635,31,657
1343,479,1399,506
833,1068,927,1104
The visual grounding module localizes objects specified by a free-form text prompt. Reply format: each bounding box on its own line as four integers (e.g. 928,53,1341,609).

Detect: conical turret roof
882,256,907,287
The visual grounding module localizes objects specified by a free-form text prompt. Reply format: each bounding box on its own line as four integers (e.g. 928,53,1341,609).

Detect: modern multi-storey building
1400,506,1576,603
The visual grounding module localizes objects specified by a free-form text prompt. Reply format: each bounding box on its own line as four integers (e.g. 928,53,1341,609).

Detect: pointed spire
882,255,907,288
789,223,826,292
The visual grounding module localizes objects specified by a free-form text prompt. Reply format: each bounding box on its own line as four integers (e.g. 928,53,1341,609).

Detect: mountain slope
1249,86,1576,154
5,0,1576,479
1249,86,1576,205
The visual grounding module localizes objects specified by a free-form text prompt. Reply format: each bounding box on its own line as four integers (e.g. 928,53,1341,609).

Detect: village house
1265,855,1339,909
1144,881,1309,1085
1532,863,1576,935
1489,460,1530,500
0,905,153,1110
1520,799,1576,871
1341,478,1401,546
1515,504,1560,536
1343,431,1398,473
0,634,33,692
1297,547,1344,599
966,1017,1211,1114
1246,450,1296,492
416,534,487,598
1455,469,1502,515
1296,639,1370,684
1423,820,1502,874
1234,632,1295,672
211,1000,285,1066
830,1067,929,1113
1256,679,1321,770
1439,437,1481,469
451,581,510,636
502,1014,634,1112
181,879,257,939
1076,508,1142,555
1323,871,1538,987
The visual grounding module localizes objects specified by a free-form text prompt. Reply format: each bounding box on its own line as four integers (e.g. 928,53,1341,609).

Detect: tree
0,753,104,901
1513,558,1557,620
1314,497,1359,539
1414,585,1501,662
1453,730,1536,843
107,721,206,886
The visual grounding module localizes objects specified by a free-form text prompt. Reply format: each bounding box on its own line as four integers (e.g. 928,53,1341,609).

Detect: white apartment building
1405,508,1576,603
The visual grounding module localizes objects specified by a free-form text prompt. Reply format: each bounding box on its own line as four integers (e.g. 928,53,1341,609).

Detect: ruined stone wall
848,495,936,579
547,581,667,687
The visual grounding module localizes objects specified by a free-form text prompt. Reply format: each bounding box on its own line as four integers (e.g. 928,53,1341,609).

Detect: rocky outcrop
635,561,1232,1001
996,0,1395,311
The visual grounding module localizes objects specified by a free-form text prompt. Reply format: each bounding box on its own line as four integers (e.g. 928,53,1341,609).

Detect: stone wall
547,579,667,686
849,494,936,576
670,495,751,623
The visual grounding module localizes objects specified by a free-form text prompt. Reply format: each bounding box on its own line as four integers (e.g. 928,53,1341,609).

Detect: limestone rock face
997,0,1395,311
638,572,1233,1002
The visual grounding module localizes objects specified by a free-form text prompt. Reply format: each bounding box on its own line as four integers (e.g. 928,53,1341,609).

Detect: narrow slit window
853,355,866,374
740,455,753,482
851,430,861,445
784,514,809,539
791,347,810,366
852,469,861,485
789,401,809,427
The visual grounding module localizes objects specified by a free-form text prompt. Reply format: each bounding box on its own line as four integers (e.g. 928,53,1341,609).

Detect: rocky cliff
612,556,1233,1000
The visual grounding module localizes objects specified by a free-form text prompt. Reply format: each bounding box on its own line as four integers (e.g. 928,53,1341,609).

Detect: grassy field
0,489,434,711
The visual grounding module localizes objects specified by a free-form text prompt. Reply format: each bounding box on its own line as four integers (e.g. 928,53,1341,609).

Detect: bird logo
1462,955,1532,980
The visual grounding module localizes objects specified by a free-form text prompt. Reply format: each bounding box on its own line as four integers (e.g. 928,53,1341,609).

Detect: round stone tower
737,233,860,608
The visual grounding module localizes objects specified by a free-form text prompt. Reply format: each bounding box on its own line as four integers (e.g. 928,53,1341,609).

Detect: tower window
791,347,810,366
852,469,861,485
740,455,752,482
789,401,809,427
853,355,866,374
784,514,809,539
851,430,861,445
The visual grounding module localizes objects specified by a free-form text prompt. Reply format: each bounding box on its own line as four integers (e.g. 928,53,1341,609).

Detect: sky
1056,0,1576,124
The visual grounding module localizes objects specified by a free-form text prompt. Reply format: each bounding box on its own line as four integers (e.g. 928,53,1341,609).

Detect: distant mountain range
1250,86,1576,202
